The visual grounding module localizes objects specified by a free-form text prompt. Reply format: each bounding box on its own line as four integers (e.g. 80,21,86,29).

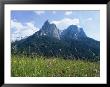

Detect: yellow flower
13,60,16,63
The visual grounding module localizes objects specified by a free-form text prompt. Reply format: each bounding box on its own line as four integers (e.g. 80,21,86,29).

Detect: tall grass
11,55,100,77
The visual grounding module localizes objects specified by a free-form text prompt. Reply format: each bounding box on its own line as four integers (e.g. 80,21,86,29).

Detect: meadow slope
11,55,100,77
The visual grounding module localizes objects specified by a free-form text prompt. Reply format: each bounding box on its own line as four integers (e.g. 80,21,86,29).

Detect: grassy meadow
11,55,100,77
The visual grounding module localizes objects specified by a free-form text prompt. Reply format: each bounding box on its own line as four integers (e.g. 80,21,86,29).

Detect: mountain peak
38,20,60,39
44,20,50,25
80,28,84,32
68,25,78,32
61,25,87,40
68,25,78,29
79,28,87,38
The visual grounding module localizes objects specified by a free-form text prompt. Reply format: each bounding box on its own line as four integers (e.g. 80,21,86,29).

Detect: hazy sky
11,10,100,41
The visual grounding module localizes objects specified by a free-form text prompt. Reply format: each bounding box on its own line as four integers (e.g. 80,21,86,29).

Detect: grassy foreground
11,55,100,77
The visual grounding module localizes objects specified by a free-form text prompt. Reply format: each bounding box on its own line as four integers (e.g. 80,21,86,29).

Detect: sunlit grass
11,55,100,77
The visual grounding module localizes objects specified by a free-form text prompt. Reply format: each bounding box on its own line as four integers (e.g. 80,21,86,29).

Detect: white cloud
11,20,39,42
34,11,45,15
52,11,56,14
87,18,93,21
51,18,80,30
65,11,73,15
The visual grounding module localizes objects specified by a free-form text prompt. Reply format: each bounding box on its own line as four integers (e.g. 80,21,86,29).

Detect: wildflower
13,60,16,63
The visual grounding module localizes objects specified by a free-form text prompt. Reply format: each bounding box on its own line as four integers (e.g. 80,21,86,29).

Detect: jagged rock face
78,28,87,38
38,20,60,39
61,25,87,40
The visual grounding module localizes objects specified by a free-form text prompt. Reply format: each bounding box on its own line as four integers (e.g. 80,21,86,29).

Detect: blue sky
11,10,100,41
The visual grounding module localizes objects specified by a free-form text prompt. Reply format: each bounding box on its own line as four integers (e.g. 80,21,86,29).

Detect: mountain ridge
11,20,100,61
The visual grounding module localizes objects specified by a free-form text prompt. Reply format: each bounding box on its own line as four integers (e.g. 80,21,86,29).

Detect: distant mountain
11,20,100,61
